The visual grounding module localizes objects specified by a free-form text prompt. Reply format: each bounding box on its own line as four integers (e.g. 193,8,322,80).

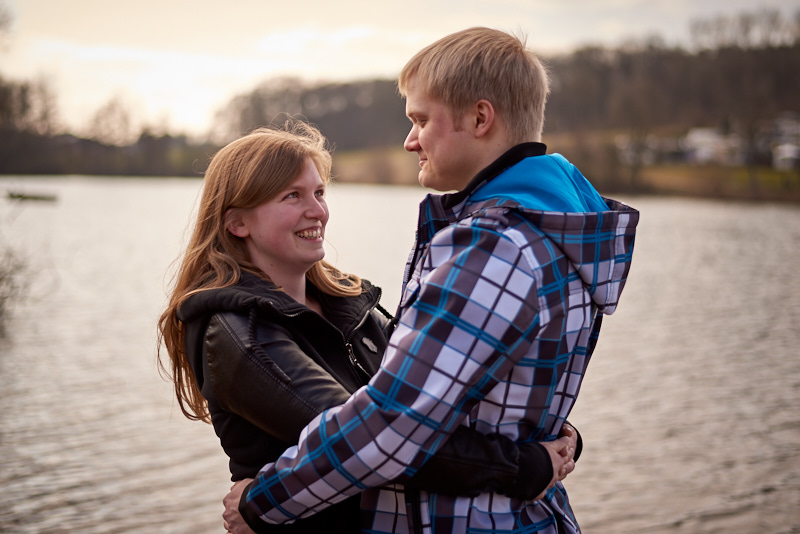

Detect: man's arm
244,222,546,524
228,425,581,533
225,428,578,534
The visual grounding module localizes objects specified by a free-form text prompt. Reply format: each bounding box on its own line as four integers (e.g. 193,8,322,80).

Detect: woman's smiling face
235,157,329,280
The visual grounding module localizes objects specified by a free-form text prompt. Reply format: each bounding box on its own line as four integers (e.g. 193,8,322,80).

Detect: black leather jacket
179,272,564,532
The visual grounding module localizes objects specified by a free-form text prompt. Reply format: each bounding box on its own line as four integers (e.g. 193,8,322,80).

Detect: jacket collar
179,271,379,331
415,143,546,244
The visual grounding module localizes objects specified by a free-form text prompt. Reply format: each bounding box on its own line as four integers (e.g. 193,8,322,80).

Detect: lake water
0,176,798,533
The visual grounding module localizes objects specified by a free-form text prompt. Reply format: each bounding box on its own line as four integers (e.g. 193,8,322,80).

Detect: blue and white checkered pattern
246,155,638,534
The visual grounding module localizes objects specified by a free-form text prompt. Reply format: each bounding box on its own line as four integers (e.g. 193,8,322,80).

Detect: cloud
5,0,800,135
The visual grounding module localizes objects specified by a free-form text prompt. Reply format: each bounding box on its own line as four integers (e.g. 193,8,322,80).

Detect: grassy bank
332,146,800,204
636,164,800,203
332,147,419,186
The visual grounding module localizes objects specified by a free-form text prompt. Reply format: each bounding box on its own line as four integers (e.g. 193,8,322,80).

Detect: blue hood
470,153,609,213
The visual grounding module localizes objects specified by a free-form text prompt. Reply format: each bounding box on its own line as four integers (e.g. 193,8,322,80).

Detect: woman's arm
402,422,580,500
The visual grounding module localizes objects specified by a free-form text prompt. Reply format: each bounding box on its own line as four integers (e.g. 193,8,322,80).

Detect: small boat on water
6,191,58,202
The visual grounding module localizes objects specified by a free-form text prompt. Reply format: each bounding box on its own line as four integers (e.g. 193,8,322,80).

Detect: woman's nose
306,197,327,220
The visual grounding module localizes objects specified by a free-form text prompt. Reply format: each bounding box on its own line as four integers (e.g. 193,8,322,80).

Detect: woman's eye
285,192,299,199
315,190,325,197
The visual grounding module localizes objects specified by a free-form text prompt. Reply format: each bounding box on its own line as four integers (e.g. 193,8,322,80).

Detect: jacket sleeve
402,421,581,500
401,426,551,499
366,300,584,499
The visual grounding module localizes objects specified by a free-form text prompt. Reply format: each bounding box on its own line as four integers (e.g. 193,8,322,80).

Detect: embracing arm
228,423,583,533
208,308,579,531
405,421,581,500
241,223,557,524
207,309,581,492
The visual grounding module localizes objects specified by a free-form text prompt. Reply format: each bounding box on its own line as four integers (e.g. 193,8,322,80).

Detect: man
229,27,638,533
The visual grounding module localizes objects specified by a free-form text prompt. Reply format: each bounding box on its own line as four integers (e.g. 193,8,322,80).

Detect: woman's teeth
296,229,321,239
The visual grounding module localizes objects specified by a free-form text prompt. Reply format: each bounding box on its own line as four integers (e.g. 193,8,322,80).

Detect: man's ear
472,99,495,138
225,208,249,238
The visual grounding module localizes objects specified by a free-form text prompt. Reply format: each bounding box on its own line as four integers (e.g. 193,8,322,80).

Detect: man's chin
419,176,456,193
418,172,439,191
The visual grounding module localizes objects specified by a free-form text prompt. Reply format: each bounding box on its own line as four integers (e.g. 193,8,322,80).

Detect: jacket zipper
405,488,424,534
347,297,422,534
346,342,372,379
265,304,367,384
344,287,381,380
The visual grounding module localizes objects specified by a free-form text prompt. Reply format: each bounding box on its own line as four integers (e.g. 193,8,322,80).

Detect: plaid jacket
245,144,639,533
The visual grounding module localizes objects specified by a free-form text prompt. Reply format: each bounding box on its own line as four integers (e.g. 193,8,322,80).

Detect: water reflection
0,178,798,533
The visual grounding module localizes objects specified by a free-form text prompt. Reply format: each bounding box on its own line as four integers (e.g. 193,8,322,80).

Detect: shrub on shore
0,245,26,335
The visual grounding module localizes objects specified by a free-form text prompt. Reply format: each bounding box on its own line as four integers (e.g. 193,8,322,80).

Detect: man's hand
223,479,256,534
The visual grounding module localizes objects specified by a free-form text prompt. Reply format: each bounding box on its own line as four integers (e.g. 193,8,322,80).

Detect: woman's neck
270,272,323,315
272,273,306,305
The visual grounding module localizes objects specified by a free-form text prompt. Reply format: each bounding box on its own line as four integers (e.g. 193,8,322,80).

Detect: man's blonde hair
398,27,550,143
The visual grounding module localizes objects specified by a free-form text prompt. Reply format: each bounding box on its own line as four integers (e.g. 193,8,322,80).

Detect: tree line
1,8,798,183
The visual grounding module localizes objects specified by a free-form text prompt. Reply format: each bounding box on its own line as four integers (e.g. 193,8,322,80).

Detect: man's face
403,79,479,192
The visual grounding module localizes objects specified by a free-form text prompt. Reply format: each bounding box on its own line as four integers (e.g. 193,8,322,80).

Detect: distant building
769,113,800,171
681,128,744,166
773,143,800,171
614,114,800,170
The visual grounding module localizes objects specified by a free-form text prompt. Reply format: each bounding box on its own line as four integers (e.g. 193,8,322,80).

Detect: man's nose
404,128,419,152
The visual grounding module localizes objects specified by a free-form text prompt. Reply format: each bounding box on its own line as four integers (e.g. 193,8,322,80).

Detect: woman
158,122,578,533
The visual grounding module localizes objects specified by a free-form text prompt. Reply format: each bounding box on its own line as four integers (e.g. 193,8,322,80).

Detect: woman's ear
225,208,249,238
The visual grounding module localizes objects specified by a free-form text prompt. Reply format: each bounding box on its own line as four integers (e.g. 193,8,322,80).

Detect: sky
1,0,799,138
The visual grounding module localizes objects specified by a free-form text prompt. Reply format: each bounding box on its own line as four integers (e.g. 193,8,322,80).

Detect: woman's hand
223,479,256,534
557,423,579,479
535,425,578,500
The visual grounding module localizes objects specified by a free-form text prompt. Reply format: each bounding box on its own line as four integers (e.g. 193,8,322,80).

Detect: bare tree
0,76,57,134
0,0,12,50
212,77,307,143
22,76,58,134
0,243,26,336
793,9,800,45
0,0,29,334
87,96,134,146
691,9,796,50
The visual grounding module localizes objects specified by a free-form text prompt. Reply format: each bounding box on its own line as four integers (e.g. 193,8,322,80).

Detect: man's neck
441,142,548,209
